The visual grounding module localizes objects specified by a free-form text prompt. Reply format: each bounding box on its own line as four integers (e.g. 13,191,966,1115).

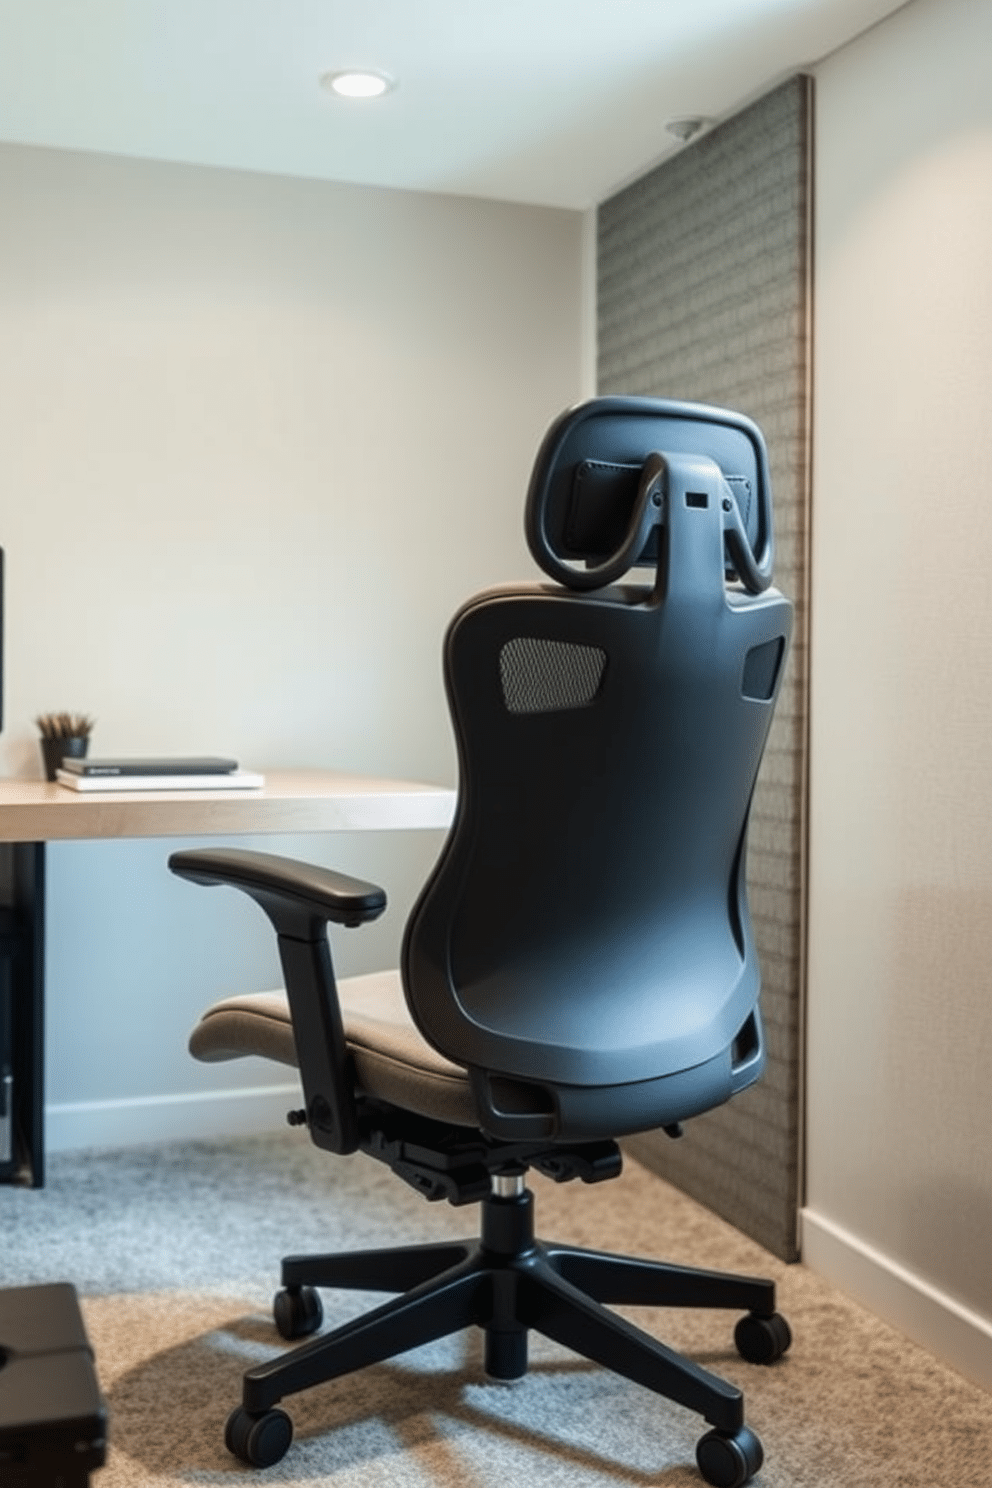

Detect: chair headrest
525,397,774,594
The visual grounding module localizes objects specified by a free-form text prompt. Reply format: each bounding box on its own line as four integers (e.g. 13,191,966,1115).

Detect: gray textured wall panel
601,77,812,1261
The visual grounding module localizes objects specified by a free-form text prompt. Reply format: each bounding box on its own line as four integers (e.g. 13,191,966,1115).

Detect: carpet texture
2,1133,989,1485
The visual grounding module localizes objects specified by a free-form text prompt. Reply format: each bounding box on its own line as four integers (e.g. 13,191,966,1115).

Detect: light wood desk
0,771,456,1186
0,770,456,842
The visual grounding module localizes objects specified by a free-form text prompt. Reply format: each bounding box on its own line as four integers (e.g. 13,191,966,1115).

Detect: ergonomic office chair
170,396,794,1487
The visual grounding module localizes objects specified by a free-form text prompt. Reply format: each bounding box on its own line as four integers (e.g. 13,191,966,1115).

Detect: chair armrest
168,847,386,940
169,847,387,1156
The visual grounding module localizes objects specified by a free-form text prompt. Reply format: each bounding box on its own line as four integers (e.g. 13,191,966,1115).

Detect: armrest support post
169,847,387,1156
276,933,359,1155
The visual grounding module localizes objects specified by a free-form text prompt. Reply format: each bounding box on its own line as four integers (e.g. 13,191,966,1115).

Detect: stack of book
54,757,265,792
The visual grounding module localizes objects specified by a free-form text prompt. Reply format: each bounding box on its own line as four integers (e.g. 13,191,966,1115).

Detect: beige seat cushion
188,969,478,1128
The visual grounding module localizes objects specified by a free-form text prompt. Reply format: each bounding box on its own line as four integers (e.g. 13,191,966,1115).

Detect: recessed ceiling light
321,70,395,100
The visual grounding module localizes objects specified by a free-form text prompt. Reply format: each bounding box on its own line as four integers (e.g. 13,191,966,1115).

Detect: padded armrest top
169,847,386,937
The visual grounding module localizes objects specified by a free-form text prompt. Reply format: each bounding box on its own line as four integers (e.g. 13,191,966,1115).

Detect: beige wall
0,144,582,782
806,0,992,1385
0,143,584,1141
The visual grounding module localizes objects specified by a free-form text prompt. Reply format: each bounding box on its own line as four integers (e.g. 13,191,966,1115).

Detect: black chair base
224,1185,789,1486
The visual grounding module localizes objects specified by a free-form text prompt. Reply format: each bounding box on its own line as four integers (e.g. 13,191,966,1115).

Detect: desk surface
0,769,457,843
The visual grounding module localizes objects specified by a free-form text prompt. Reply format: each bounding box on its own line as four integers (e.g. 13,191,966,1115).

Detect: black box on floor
0,1283,107,1485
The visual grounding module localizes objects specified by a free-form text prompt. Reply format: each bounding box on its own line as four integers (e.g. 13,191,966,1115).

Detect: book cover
55,769,264,793
60,756,239,778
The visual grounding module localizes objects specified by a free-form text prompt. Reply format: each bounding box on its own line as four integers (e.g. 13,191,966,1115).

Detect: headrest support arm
526,452,666,592
524,396,776,596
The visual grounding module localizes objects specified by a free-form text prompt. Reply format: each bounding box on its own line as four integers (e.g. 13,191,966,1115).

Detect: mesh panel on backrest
499,636,607,715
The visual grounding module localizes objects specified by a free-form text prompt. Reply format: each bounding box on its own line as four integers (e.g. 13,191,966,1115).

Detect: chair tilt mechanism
171,397,795,1487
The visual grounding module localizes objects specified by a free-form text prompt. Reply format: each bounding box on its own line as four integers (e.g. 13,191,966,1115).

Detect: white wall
806,0,992,1387
0,143,584,1144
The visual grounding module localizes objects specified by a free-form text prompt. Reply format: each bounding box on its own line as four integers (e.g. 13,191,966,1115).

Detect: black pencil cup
41,735,89,782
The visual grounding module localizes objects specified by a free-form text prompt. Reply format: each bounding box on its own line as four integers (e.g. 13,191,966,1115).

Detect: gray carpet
2,1134,990,1485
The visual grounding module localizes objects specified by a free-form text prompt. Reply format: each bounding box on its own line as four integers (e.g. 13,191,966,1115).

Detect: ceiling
0,0,909,209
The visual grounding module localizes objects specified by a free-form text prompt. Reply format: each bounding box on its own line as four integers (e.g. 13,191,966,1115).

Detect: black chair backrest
402,398,793,1143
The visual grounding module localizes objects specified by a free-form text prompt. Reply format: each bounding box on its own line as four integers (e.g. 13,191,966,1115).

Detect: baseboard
801,1207,992,1393
45,1083,301,1153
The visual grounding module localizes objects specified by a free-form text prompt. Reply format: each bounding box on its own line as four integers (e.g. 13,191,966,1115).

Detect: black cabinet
0,932,12,1172
0,845,45,1186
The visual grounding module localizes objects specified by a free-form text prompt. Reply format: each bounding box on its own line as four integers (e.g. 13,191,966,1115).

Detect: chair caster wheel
225,1406,293,1467
696,1425,763,1487
734,1310,791,1364
274,1284,323,1340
